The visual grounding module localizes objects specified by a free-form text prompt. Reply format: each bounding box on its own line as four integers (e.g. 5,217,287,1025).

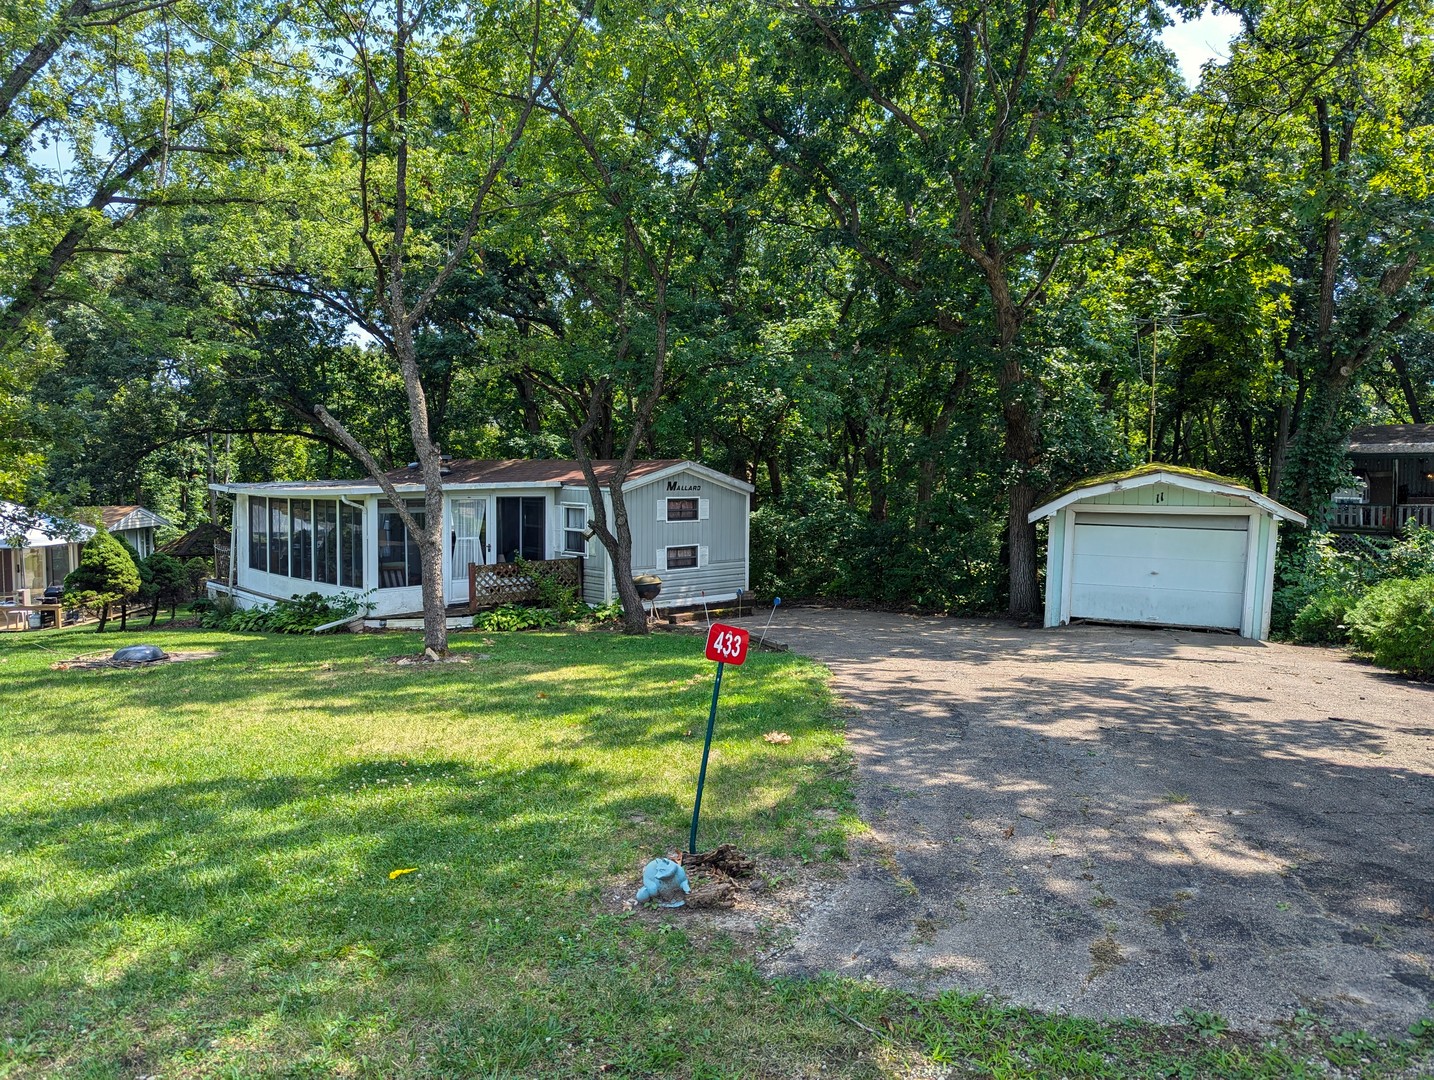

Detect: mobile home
210,459,752,617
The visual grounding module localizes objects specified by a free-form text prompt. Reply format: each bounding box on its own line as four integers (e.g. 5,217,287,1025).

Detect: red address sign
704,622,750,665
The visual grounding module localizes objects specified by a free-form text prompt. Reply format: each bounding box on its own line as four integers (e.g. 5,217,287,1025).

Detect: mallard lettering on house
667,481,702,492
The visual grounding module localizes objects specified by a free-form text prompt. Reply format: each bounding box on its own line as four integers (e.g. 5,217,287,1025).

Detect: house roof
380,459,685,487
210,458,754,496
160,522,230,559
1347,424,1434,455
1028,464,1307,525
0,501,96,550
80,505,172,532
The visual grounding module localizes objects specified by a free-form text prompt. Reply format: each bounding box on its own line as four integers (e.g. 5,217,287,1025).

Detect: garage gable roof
1027,465,1307,525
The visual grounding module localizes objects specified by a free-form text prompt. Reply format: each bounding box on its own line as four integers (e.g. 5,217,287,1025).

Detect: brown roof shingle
98,505,141,528
1348,425,1434,455
379,459,685,487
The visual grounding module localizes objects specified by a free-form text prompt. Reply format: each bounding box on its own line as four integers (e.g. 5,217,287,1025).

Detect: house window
665,545,698,569
45,545,71,585
249,497,268,572
269,499,290,576
0,550,13,596
314,500,338,585
378,499,425,588
666,498,698,522
20,547,43,592
562,505,587,554
290,499,313,581
339,501,364,588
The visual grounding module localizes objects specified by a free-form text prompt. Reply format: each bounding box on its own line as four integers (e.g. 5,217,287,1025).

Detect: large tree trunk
972,248,1042,616
1007,482,1039,616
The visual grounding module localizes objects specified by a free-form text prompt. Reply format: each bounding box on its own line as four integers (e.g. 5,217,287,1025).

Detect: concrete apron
734,608,1434,1036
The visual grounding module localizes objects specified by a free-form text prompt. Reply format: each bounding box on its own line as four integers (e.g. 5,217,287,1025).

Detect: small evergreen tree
139,552,190,626
64,529,141,632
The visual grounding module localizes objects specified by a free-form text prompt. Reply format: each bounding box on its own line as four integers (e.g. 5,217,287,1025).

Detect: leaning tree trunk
608,487,648,635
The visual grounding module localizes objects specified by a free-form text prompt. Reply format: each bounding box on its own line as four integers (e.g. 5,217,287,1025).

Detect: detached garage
1028,466,1306,640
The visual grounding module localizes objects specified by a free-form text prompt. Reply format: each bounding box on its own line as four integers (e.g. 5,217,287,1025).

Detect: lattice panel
468,558,582,611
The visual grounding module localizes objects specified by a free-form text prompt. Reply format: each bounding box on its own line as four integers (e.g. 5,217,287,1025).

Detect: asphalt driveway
737,608,1434,1035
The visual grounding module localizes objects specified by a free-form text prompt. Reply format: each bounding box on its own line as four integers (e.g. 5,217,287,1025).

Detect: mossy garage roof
1040,463,1252,503
1031,463,1306,525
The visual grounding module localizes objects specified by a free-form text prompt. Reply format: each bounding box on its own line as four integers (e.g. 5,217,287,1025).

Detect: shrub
64,528,142,632
139,552,190,625
1289,590,1357,645
586,600,624,623
1386,525,1434,581
184,557,210,598
200,591,370,634
473,604,561,632
1346,575,1434,677
513,558,585,621
1273,527,1434,641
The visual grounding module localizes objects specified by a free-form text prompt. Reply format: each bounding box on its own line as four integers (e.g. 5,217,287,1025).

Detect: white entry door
1069,513,1249,630
448,497,488,605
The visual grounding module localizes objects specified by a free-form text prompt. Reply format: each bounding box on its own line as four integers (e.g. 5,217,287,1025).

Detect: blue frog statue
635,857,690,907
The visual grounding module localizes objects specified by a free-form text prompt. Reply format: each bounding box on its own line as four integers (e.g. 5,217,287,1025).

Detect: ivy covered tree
64,529,141,632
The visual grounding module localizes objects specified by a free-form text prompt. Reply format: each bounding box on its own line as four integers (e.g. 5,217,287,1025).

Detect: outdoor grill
39,584,63,628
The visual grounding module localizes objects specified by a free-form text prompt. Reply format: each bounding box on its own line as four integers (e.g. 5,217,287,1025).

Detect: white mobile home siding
624,468,749,603
557,486,612,606
218,460,751,617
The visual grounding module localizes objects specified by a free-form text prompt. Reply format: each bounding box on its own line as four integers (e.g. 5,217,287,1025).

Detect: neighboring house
210,459,753,618
84,506,173,559
1328,424,1434,535
1029,465,1307,640
0,501,94,601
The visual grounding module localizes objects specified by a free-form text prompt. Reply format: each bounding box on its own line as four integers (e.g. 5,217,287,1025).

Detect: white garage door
1069,513,1248,630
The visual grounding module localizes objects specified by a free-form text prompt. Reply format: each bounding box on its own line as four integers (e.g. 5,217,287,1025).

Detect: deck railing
1329,503,1434,531
1399,504,1434,529
468,557,582,612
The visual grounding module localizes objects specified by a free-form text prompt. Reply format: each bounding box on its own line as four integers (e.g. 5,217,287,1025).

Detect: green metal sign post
688,623,751,854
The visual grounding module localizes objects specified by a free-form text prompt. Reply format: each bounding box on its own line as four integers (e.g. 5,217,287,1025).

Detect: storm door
448,497,488,604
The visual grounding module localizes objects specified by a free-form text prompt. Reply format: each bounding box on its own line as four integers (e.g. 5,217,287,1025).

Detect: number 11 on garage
688,622,751,854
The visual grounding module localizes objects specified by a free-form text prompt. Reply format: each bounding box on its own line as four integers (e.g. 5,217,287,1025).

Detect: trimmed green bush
139,552,190,625
1346,575,1434,677
64,528,141,631
1289,590,1357,645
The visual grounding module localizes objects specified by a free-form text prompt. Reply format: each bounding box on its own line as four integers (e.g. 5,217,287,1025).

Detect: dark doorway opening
497,497,546,563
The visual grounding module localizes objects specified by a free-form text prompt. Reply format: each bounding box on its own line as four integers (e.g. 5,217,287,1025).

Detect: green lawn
2,622,1430,1078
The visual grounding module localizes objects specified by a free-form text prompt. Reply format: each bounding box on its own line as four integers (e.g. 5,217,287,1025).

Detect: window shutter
698,499,709,520
656,548,666,571
657,501,667,522
699,546,709,567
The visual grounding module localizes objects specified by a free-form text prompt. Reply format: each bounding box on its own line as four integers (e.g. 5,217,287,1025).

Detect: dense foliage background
3,0,1431,612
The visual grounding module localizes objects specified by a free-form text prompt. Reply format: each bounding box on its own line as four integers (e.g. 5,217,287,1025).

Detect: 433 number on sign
704,623,750,665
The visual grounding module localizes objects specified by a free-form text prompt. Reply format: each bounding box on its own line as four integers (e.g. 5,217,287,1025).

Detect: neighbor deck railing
1329,503,1434,531
1399,504,1434,529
